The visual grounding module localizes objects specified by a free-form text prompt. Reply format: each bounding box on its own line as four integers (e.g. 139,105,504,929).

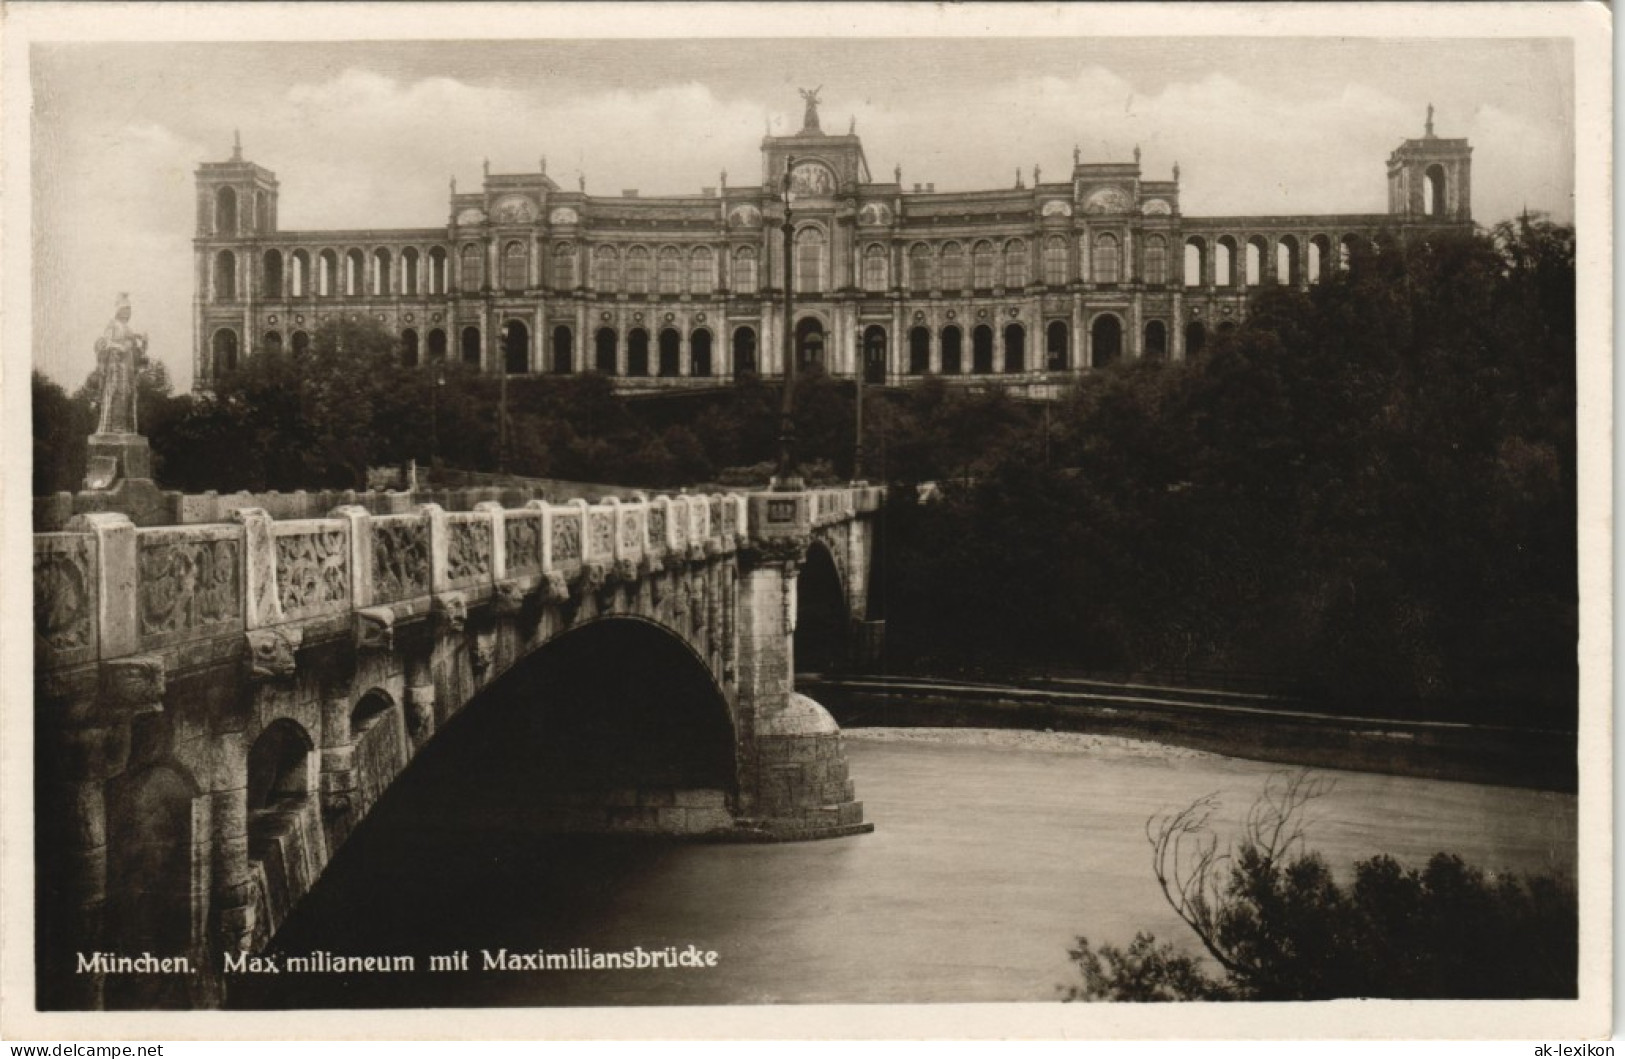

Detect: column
679,332,691,377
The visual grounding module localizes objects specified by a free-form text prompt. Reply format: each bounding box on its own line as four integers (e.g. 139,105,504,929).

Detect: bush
1064,771,1577,1001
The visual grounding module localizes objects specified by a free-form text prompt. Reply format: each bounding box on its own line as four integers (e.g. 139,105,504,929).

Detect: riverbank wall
801,677,1576,793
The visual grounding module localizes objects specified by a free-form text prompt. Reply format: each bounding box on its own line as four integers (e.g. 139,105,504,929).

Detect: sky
27,33,1575,393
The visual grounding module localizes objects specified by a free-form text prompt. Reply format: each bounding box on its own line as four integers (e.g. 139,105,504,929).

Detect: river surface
235,728,1577,1009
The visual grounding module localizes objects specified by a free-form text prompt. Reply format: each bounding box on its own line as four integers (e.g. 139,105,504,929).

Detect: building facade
193,97,1472,394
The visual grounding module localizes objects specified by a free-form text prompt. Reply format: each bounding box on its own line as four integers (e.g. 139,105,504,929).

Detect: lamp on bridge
772,156,803,492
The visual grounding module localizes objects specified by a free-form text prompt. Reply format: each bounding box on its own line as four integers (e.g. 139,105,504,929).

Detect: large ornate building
193,94,1472,394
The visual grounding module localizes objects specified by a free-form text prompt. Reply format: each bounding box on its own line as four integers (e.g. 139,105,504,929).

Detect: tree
33,370,93,495
1064,771,1578,1001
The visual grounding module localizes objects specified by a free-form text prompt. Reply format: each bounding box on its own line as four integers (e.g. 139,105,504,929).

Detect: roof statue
849,114,855,135
894,163,901,184
799,86,823,133
1073,144,1080,165
1034,163,1041,184
232,129,242,162
1134,144,1141,165
1426,103,1435,137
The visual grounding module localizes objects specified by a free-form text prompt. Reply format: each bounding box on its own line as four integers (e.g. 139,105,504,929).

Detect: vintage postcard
2,1,1611,1043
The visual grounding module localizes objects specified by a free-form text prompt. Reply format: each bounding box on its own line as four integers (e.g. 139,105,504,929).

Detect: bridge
33,480,882,1010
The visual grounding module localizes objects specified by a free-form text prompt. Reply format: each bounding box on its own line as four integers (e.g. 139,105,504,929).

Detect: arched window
427,329,446,362
262,331,282,357
1185,321,1207,357
551,324,572,374
1338,234,1360,273
214,250,237,303
691,328,713,377
1003,323,1026,373
732,327,757,376
401,328,419,367
215,186,237,235
1276,236,1299,286
212,328,239,373
461,325,482,367
1424,164,1447,217
795,317,825,370
318,250,339,296
940,325,963,374
863,325,887,384
1043,236,1068,287
1308,235,1330,284
460,243,484,293
1091,314,1123,367
594,246,619,292
909,243,934,292
972,324,995,374
429,246,448,293
863,243,888,292
627,328,650,376
290,250,309,297
428,247,448,294
594,327,617,374
732,246,757,294
908,326,930,374
552,242,576,290
1246,237,1267,285
657,246,683,294
626,247,651,294
291,330,311,357
1144,320,1168,360
972,240,996,289
1183,239,1205,288
401,247,419,296
1215,238,1236,287
658,328,681,376
1046,320,1069,371
689,246,714,294
503,319,529,373
262,250,283,299
372,248,392,295
794,226,826,294
940,242,965,291
1093,233,1121,285
504,321,530,374
1144,235,1168,286
503,240,528,292
345,249,364,296
1004,239,1030,289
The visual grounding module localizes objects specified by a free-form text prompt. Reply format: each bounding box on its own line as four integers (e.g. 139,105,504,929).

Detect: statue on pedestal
93,293,148,436
799,86,823,134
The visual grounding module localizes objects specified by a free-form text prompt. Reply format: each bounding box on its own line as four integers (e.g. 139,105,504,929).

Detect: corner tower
1387,106,1472,222
193,133,279,388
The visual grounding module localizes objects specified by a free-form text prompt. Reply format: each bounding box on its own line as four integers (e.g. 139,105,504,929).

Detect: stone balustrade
34,491,788,676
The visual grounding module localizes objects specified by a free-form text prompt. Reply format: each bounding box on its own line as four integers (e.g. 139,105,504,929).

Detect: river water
235,728,1577,1009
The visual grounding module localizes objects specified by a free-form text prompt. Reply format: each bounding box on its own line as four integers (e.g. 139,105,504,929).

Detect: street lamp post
773,157,802,492
430,365,446,476
853,325,865,481
498,323,511,474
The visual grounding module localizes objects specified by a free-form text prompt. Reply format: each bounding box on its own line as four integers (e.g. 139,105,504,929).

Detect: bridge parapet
35,489,816,679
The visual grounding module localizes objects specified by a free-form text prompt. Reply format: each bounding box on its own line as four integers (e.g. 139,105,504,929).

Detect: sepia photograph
3,1,1610,1043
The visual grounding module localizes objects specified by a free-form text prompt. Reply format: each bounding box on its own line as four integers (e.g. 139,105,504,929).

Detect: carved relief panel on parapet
137,535,241,640
548,206,579,227
728,204,762,228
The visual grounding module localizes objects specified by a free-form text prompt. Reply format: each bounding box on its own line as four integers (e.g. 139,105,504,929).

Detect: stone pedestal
84,433,152,488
